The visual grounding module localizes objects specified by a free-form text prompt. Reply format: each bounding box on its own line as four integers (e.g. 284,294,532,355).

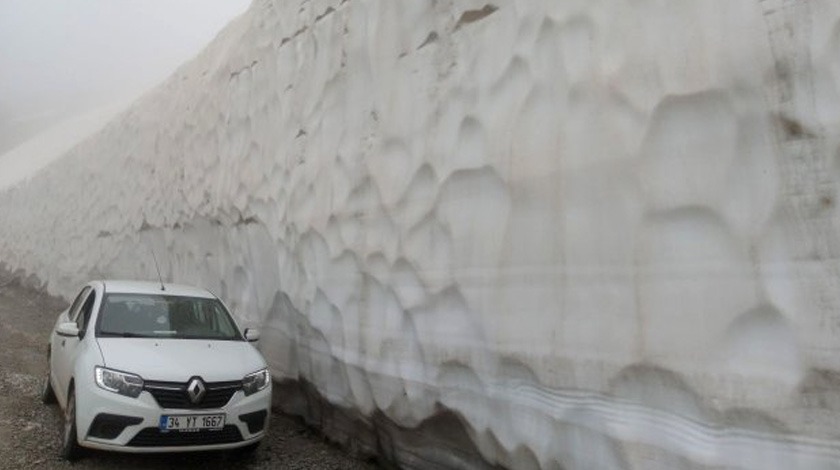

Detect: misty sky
0,0,250,129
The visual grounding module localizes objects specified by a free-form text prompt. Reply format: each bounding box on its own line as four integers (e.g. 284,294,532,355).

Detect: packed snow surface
3,0,840,468
0,100,131,190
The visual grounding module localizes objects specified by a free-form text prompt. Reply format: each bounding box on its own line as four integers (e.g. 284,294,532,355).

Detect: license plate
159,414,225,432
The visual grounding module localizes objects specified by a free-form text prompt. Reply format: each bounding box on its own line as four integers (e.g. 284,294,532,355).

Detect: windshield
95,293,242,341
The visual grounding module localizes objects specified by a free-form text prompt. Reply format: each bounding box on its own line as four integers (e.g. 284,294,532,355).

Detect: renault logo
186,377,206,404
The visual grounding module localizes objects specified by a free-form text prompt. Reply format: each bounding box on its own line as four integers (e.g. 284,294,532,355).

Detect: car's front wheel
61,387,83,461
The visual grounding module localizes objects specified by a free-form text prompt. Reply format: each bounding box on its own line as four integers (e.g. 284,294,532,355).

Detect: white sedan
42,280,272,460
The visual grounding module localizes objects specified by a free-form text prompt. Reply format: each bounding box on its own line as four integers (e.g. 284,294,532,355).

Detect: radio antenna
149,246,166,291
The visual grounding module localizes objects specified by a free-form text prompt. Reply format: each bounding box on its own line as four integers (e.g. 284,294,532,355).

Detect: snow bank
0,100,132,190
3,0,840,467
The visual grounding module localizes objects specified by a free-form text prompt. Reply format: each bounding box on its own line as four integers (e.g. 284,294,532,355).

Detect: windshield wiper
175,334,237,340
100,331,145,337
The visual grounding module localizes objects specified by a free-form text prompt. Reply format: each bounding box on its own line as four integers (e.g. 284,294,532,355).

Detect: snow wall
3,0,840,468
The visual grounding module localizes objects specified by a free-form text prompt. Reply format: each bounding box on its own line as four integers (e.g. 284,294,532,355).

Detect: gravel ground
0,274,380,470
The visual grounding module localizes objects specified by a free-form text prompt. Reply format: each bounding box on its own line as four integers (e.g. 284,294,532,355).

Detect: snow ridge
3,0,840,468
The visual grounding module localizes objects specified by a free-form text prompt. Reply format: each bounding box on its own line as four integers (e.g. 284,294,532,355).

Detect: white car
42,280,272,460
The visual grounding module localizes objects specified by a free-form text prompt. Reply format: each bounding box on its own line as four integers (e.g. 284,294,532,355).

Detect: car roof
100,280,216,299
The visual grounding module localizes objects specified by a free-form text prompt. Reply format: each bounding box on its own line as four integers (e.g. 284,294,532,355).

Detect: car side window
68,286,92,322
75,291,96,338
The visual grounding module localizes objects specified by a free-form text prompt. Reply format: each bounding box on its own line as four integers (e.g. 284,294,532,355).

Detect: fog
0,0,251,153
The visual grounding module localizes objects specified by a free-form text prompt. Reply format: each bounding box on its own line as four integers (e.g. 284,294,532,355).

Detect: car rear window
95,293,243,341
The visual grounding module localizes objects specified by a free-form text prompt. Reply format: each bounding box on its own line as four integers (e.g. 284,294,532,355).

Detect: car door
52,286,94,402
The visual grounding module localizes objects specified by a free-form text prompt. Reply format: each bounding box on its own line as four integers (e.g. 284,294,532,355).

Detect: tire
60,387,83,461
41,372,56,405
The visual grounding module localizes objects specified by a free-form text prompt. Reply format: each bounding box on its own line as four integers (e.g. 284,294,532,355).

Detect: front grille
127,425,243,447
144,380,241,409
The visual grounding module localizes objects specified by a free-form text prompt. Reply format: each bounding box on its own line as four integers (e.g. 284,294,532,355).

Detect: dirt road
0,274,379,470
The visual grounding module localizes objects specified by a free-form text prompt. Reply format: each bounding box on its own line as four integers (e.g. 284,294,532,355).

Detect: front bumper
76,379,271,453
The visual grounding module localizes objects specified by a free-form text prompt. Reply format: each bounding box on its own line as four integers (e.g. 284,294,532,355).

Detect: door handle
61,339,65,347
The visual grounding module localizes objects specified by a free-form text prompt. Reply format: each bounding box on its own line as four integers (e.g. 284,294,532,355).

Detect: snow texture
3,0,840,467
0,100,132,191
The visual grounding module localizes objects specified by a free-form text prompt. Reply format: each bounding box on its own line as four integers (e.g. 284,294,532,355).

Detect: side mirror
244,328,260,342
56,322,80,338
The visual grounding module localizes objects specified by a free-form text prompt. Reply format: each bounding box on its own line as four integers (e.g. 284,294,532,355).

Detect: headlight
242,368,270,396
94,366,144,398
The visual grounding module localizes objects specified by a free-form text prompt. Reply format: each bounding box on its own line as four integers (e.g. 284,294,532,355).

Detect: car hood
96,338,267,383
